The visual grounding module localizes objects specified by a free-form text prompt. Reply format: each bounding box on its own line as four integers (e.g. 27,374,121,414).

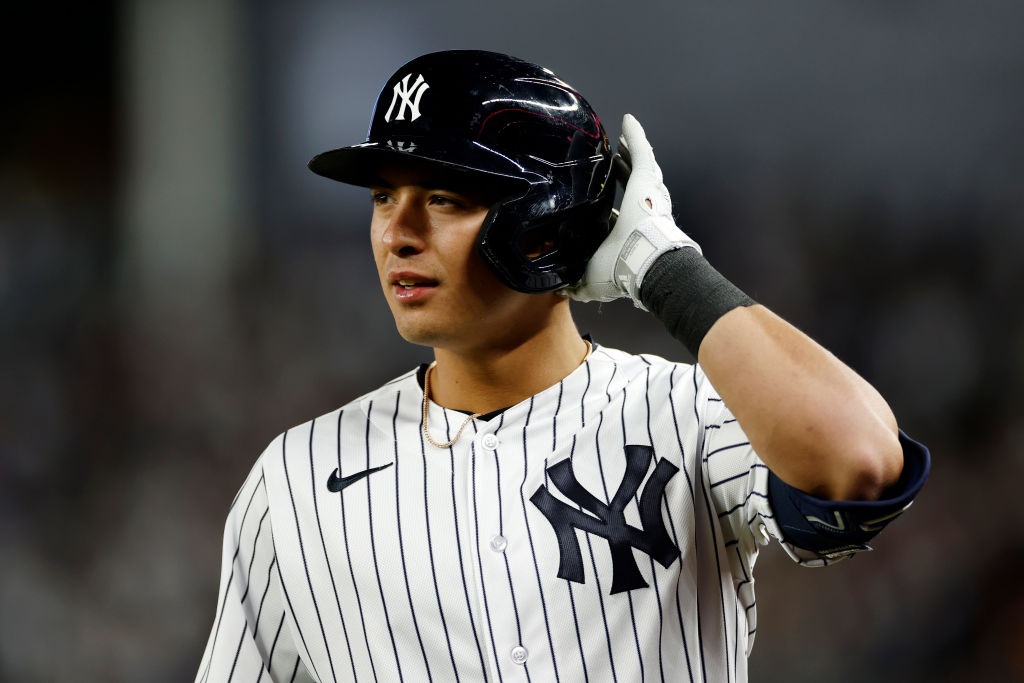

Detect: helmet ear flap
477,180,615,293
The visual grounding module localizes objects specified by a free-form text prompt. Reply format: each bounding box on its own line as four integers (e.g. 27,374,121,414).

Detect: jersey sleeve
698,379,929,566
195,448,316,683
698,393,788,560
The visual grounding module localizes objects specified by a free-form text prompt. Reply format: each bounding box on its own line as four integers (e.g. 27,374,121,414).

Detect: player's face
369,165,559,353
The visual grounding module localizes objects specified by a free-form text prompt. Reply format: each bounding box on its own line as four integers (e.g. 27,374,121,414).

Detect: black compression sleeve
639,248,756,358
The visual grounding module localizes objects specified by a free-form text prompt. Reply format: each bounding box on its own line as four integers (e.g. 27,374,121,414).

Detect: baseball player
196,50,929,683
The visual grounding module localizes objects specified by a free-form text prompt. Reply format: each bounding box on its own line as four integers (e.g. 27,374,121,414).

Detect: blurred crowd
2,1,1023,681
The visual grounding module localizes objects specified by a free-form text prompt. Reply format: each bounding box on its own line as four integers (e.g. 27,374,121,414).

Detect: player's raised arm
567,113,910,503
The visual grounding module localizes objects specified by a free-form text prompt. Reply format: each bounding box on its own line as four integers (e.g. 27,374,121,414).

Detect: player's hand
564,113,701,309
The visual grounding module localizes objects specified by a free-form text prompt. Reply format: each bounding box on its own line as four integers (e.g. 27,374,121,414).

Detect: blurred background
2,0,1022,680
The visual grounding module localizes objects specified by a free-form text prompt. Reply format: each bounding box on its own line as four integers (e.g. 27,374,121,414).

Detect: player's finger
620,113,663,182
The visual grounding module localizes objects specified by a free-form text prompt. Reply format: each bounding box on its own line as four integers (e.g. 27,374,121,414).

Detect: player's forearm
697,304,903,501
640,248,903,502
570,114,905,501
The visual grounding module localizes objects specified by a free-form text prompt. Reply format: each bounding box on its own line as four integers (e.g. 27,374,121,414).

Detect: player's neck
428,306,588,415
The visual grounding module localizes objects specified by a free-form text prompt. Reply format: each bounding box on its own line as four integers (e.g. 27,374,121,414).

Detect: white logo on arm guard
384,73,430,123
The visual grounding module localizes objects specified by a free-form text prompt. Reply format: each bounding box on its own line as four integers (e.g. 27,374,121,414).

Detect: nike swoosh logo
327,463,394,493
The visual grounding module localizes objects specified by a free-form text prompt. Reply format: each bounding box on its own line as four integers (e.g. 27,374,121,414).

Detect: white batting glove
564,114,701,309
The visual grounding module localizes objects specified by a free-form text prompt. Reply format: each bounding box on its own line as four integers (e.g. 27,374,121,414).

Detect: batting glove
564,114,701,309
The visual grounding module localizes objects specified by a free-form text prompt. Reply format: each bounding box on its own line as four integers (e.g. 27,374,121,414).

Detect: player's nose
382,196,429,256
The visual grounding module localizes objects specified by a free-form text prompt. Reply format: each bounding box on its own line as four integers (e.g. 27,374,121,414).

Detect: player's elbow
828,429,904,502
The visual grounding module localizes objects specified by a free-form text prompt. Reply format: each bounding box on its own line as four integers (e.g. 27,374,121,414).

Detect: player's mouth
390,274,439,303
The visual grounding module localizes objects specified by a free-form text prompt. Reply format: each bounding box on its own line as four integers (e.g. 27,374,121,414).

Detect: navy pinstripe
692,372,730,683
199,475,264,683
578,413,619,683
391,391,433,681
266,612,284,676
441,409,490,681
638,364,668,683
483,414,533,682
549,385,589,683
518,396,561,683
339,408,379,682
274,538,321,682
471,435,504,683
365,400,403,682
252,556,275,637
420,417,461,682
595,365,645,680
311,417,357,682
281,428,334,682
667,368,697,683
239,508,269,603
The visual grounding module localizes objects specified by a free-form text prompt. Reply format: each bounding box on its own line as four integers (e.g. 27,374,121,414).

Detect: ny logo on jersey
530,445,680,594
384,73,430,123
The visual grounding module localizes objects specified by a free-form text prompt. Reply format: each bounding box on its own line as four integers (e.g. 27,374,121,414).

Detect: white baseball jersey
196,344,926,683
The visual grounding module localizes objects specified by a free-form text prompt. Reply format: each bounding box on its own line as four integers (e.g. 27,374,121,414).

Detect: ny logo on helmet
386,139,417,153
384,73,430,123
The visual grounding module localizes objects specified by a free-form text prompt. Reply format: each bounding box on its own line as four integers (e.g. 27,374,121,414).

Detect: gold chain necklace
421,340,592,449
422,362,480,449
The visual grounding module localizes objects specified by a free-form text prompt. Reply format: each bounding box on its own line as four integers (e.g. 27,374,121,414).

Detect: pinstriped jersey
196,345,872,683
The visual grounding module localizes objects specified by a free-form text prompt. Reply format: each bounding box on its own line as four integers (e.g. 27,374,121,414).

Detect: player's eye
371,191,392,206
429,194,462,207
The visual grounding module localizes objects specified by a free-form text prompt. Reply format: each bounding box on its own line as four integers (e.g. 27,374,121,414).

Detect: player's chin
395,328,457,351
390,311,451,348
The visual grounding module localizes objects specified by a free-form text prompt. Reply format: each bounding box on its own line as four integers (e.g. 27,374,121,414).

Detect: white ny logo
386,139,417,153
384,73,430,123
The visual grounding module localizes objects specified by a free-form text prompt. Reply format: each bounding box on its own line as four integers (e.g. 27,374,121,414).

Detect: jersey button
510,646,528,665
481,433,500,451
489,535,507,552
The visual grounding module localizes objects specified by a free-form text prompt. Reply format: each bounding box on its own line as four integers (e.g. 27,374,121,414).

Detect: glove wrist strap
639,248,755,357
617,216,701,309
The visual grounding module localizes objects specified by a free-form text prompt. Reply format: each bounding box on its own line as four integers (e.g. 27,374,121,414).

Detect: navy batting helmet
308,50,615,293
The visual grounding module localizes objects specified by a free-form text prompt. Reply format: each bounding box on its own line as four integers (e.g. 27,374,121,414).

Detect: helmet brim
308,139,536,193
